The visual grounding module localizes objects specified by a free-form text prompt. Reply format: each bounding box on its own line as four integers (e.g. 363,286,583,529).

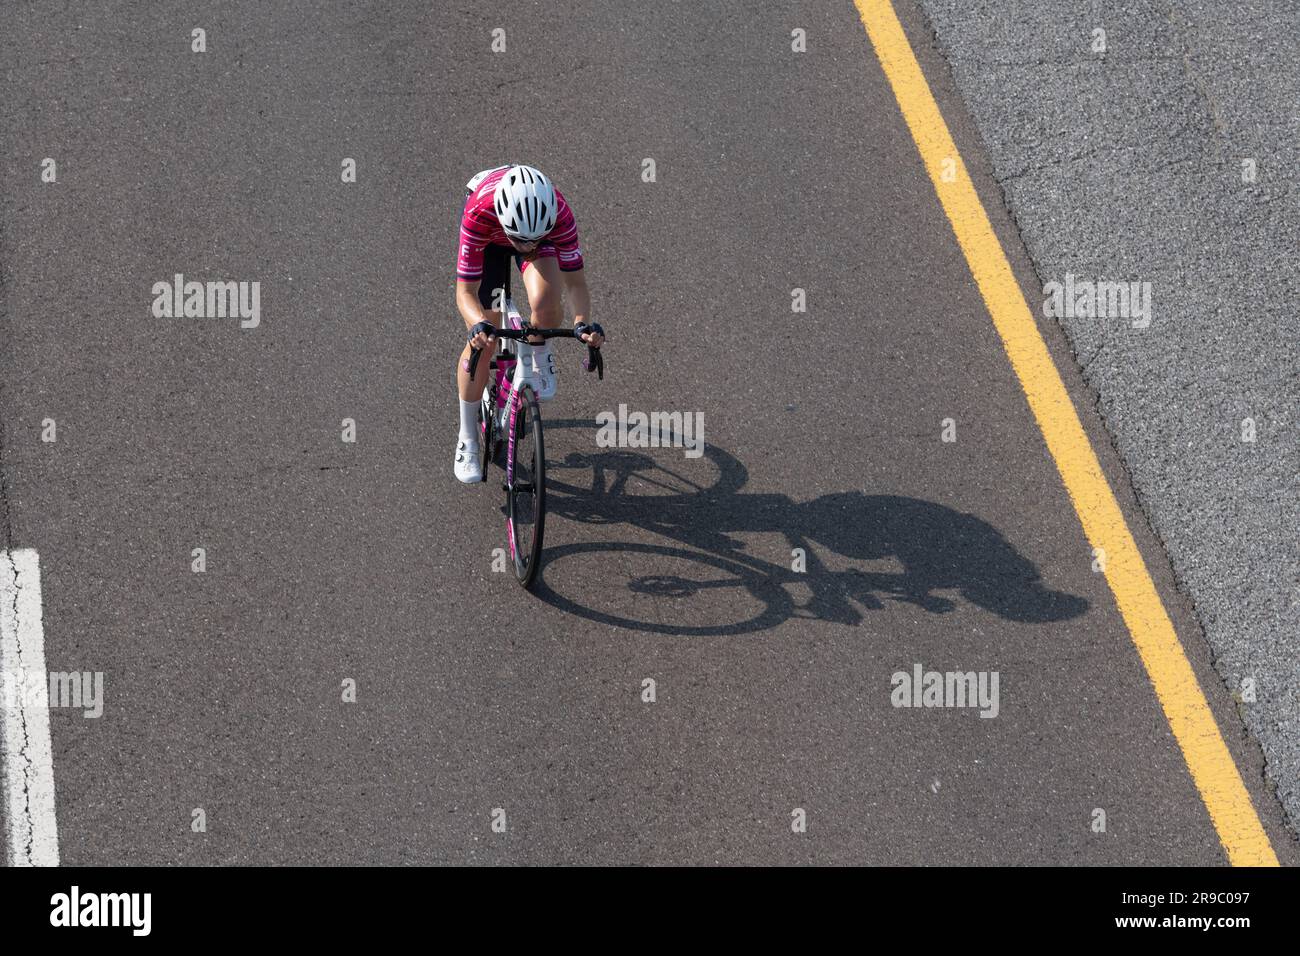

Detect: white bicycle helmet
493,165,558,241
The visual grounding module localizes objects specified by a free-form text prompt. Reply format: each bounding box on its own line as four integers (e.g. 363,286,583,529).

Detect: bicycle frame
479,306,532,473
496,309,531,562
468,303,603,587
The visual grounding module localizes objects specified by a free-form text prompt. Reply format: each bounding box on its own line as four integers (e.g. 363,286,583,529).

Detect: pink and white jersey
456,166,583,281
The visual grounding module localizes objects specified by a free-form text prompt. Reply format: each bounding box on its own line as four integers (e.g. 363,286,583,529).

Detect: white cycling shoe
454,438,482,483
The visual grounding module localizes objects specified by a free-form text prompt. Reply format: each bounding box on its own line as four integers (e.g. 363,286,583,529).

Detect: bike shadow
531,419,1089,635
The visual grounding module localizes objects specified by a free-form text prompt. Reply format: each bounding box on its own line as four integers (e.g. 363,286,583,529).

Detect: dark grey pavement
920,0,1300,834
0,1,1293,864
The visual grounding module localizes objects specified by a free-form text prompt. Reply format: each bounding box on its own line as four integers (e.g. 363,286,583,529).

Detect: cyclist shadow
533,419,1089,635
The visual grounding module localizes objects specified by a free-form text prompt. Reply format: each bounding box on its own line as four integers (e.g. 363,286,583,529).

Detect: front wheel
506,387,545,588
478,392,494,480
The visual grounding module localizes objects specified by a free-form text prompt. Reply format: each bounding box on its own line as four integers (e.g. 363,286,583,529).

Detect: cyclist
453,164,604,483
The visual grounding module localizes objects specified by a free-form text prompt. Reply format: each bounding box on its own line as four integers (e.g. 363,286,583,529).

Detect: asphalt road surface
1,1,1294,865
921,0,1300,833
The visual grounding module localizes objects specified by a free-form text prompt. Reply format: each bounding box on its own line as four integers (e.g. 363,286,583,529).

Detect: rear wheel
507,387,545,587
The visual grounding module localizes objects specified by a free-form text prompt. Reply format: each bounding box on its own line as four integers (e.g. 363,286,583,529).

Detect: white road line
0,548,60,866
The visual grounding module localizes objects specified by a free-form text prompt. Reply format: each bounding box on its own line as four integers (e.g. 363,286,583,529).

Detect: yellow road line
851,0,1277,866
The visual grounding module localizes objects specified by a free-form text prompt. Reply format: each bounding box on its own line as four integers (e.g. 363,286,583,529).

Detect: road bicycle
465,304,604,589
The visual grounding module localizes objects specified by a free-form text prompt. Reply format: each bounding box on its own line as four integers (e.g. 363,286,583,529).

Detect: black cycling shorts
477,244,525,313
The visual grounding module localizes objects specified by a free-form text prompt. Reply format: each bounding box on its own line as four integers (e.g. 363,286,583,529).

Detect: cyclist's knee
531,298,563,327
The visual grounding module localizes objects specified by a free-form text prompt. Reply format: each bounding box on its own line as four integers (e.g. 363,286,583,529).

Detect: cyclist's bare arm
564,270,603,347
457,279,496,349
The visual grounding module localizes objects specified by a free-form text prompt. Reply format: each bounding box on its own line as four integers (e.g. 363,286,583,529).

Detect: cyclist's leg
519,250,563,331
516,252,563,398
454,244,513,481
456,244,511,402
